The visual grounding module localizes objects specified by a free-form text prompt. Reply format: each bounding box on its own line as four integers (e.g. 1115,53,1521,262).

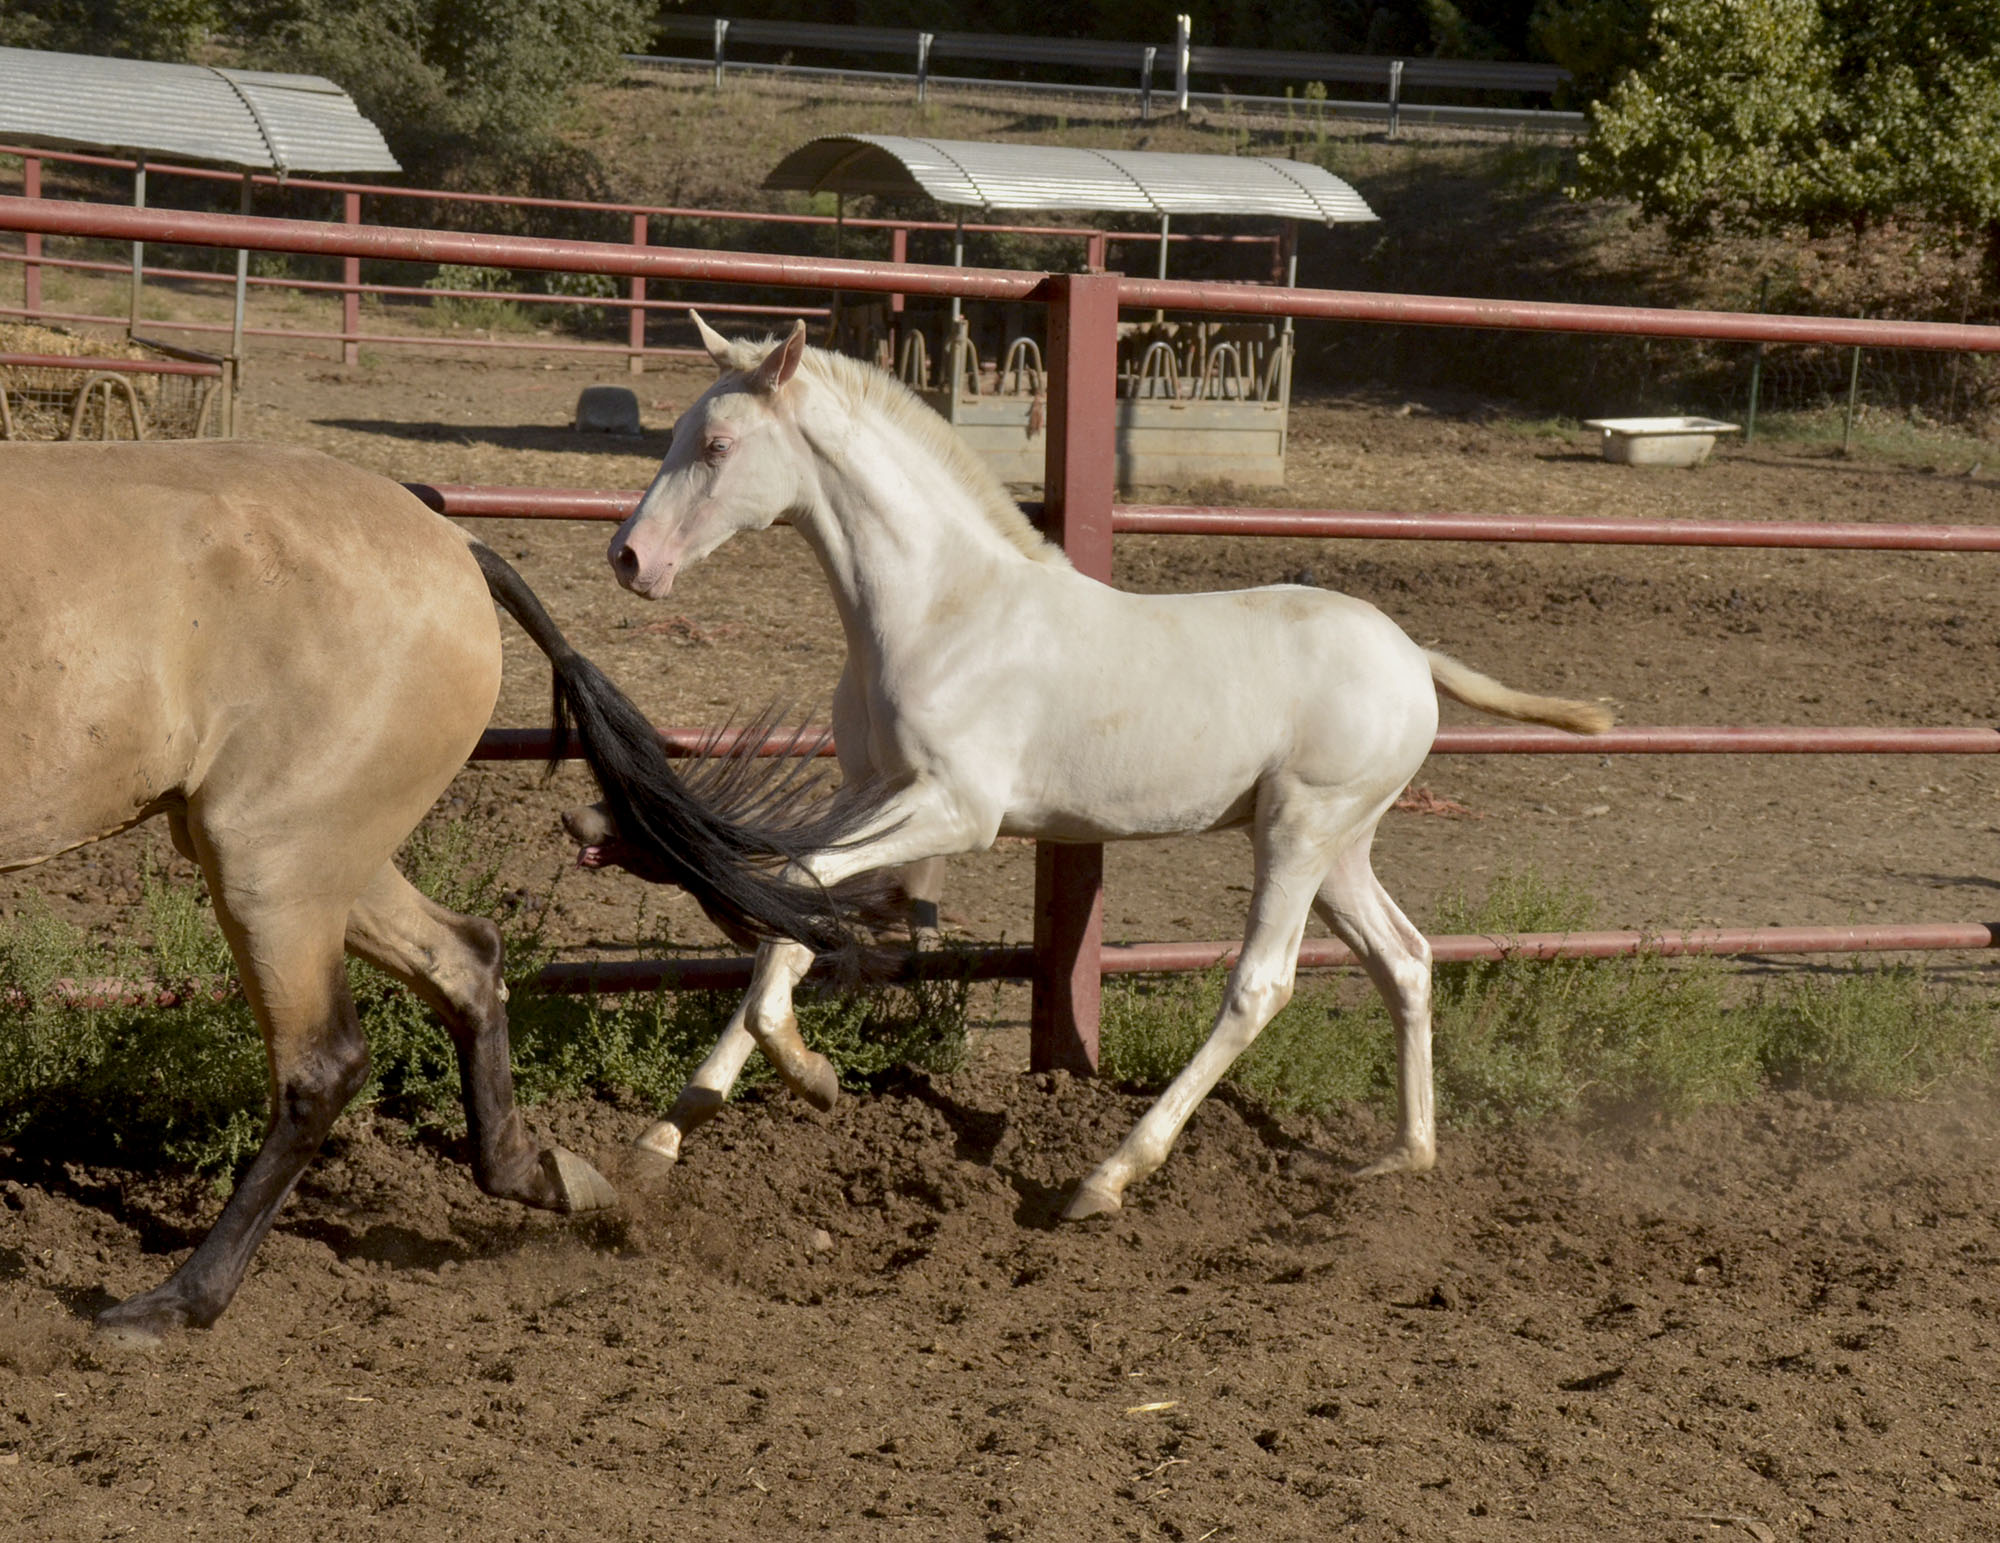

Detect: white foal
602,315,1611,1219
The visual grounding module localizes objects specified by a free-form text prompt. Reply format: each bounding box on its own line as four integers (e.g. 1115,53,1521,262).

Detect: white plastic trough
1584,415,1741,467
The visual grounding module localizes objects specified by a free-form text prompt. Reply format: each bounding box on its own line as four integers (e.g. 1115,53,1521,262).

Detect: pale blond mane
727,334,1070,567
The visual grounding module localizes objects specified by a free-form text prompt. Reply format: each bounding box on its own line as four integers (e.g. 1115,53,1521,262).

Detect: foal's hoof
543,1146,620,1213
1351,1144,1435,1180
1060,1181,1123,1223
633,1119,685,1165
787,1052,841,1114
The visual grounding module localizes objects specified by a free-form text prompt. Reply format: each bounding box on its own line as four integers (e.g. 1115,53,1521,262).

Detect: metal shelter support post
1174,15,1191,114
1842,342,1863,454
628,212,648,374
341,191,361,365
1388,60,1404,138
128,156,146,336
711,19,729,90
226,171,251,436
1744,273,1768,444
1031,271,1120,1075
888,225,907,363
21,155,40,318
917,33,933,104
1140,46,1157,122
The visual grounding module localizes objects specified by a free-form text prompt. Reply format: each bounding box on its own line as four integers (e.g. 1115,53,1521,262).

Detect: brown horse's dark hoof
542,1146,619,1213
94,1290,199,1349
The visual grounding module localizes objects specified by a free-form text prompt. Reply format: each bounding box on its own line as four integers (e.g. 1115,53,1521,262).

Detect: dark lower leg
97,983,368,1338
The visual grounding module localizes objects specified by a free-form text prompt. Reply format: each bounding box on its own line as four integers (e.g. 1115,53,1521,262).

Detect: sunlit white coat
603,318,1611,1217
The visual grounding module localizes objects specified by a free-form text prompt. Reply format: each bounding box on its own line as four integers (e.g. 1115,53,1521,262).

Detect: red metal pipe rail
0,349,220,377
8,197,2000,352
532,922,2000,994
472,723,2000,762
1,143,1274,252
11,198,1999,1072
1114,506,2000,552
414,481,2000,555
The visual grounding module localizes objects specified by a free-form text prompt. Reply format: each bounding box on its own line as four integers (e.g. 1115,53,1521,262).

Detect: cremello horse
2,440,894,1340
599,318,1611,1219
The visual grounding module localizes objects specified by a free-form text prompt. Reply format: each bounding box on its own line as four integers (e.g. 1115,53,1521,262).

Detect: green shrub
0,821,970,1175
1103,870,1993,1127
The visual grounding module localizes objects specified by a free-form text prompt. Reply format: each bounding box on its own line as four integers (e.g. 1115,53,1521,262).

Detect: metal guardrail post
917,32,933,104
628,212,648,374
1175,15,1191,113
711,18,729,90
341,191,361,366
22,155,39,318
1388,59,1404,138
1141,45,1157,122
1032,271,1120,1075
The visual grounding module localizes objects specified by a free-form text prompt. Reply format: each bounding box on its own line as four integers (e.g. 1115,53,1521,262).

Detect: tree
227,0,652,191
1572,0,2000,265
0,0,221,58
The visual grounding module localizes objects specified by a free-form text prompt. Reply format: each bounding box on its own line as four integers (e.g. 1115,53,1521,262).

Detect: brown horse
1,440,893,1343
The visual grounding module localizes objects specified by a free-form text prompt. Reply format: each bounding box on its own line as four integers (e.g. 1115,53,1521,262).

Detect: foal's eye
704,437,731,462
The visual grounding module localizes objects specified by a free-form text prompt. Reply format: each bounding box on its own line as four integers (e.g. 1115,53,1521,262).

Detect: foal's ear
749,320,808,395
691,310,735,370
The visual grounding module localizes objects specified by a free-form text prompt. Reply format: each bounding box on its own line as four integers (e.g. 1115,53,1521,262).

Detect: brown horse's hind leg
343,865,615,1214
96,914,368,1344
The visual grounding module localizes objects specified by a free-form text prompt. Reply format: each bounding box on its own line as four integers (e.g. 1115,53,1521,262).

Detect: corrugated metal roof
763,135,1376,224
0,46,399,173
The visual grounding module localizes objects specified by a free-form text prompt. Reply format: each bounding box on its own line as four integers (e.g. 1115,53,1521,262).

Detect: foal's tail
1425,650,1615,735
469,542,903,953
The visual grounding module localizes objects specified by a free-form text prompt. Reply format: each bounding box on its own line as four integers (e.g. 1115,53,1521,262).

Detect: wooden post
342,191,362,366
628,212,648,374
1031,271,1120,1075
22,155,40,318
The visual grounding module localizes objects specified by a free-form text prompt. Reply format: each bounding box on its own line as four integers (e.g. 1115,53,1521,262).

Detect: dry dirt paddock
7,338,2000,1540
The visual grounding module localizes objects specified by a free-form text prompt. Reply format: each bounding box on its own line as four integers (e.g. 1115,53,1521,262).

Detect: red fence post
1031,271,1121,1075
22,156,41,318
628,212,648,375
341,191,361,366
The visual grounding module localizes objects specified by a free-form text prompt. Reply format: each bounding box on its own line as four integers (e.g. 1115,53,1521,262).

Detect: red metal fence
3,192,1999,1075
0,145,1279,371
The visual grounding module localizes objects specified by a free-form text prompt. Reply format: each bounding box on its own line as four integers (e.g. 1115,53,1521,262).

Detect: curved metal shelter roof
0,46,399,174
764,135,1375,225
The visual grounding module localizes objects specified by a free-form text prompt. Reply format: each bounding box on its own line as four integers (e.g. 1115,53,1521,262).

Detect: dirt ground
7,333,2000,1539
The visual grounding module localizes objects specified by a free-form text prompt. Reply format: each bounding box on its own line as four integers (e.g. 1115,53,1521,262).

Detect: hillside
568,66,1997,425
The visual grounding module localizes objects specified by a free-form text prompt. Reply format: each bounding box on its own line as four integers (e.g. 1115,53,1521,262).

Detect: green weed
1103,871,1994,1127
0,821,969,1176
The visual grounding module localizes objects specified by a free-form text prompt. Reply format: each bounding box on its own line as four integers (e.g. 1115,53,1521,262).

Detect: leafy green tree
1530,0,1654,101
0,0,221,58
228,0,652,190
1573,0,2000,268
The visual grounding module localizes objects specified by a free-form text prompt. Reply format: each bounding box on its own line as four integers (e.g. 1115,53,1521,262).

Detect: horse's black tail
470,542,904,953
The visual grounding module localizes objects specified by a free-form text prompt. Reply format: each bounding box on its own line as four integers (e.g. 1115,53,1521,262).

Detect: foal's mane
728,334,1070,568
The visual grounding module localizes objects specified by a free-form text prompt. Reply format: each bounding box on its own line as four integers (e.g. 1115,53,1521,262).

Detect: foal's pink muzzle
607,527,677,598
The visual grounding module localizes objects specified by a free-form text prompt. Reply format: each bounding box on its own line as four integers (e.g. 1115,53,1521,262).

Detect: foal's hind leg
344,864,614,1213
1313,843,1435,1177
1064,797,1332,1221
96,898,367,1344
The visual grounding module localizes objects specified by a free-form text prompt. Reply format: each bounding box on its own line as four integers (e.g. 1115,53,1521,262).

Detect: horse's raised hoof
1061,1181,1123,1222
785,1050,841,1114
543,1146,619,1213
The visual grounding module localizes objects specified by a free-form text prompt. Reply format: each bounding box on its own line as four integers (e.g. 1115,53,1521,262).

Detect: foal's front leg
636,781,989,1163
